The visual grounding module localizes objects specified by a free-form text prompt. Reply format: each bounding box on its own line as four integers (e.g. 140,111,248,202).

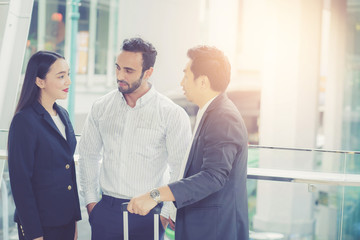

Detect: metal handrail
248,144,360,155
0,129,81,137
1,129,360,154
0,150,359,186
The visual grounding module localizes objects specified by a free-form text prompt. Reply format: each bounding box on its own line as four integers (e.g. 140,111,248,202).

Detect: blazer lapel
32,101,63,137
183,113,207,177
32,102,74,153
54,103,69,138
183,93,227,177
54,103,76,153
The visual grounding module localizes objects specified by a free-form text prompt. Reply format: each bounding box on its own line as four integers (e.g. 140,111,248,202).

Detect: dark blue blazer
169,93,249,240
8,101,81,239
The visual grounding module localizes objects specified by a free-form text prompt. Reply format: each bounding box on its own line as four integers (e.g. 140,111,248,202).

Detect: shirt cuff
160,201,178,220
84,191,101,206
160,201,172,218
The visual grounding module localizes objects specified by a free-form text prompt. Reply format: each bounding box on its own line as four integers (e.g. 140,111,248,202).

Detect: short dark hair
187,46,231,92
15,51,64,113
121,37,157,73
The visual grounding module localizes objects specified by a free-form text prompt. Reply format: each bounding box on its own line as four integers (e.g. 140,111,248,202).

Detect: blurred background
1,0,360,239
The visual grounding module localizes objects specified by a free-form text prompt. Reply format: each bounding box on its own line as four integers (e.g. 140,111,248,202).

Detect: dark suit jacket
8,101,81,239
169,93,249,240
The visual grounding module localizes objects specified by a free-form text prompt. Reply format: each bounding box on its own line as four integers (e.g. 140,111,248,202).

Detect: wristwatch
150,188,161,204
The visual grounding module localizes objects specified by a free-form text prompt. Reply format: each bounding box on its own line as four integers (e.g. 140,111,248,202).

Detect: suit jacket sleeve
8,113,44,239
168,110,246,209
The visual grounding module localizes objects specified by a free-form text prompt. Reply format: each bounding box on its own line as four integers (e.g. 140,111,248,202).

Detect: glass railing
0,129,360,240
0,129,13,240
247,145,360,240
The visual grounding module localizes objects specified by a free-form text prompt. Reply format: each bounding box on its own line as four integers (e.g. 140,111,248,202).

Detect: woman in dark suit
7,51,81,240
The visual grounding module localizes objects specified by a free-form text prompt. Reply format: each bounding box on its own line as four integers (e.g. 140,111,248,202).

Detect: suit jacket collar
32,101,71,145
183,93,228,176
203,92,226,114
194,92,227,139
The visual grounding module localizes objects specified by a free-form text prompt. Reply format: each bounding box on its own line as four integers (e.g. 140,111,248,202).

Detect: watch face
150,189,160,198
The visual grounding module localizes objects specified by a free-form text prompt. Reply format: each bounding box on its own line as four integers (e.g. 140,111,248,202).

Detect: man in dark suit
128,45,249,240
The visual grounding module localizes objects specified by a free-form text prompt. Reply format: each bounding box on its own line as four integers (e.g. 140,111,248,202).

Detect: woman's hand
74,222,78,240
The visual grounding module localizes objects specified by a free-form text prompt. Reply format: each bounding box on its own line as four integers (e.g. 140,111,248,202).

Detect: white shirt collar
193,95,219,134
196,95,218,119
119,83,156,108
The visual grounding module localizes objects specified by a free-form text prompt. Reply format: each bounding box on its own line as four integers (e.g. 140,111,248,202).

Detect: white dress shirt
78,85,192,217
52,114,66,140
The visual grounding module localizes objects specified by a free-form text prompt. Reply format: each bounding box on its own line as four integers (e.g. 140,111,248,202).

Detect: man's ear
199,75,210,89
35,77,45,89
143,67,154,80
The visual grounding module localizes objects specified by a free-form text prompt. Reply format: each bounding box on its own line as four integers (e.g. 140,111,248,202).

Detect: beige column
0,0,33,128
316,1,346,239
254,0,323,235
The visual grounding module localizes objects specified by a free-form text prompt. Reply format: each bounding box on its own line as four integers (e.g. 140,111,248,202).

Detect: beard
117,72,144,94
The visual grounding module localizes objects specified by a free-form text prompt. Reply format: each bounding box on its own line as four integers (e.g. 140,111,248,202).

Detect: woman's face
37,58,71,102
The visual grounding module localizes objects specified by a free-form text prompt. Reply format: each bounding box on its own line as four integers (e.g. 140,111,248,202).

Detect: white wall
254,0,323,235
116,0,239,94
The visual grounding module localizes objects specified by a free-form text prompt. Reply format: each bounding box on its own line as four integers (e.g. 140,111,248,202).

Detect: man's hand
160,216,169,230
128,192,157,216
33,237,43,240
160,216,175,231
160,215,176,230
86,202,97,216
168,217,175,230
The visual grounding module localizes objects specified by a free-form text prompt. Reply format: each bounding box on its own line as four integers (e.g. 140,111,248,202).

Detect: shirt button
68,185,72,190
65,164,70,169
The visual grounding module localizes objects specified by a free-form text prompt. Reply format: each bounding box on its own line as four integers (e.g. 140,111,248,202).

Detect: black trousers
90,195,165,240
17,220,75,240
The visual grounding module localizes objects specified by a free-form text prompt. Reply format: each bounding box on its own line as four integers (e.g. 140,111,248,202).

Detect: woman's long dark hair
15,51,64,114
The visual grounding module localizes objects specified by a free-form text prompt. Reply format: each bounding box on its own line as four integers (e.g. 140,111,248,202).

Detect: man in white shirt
78,37,192,240
128,45,249,240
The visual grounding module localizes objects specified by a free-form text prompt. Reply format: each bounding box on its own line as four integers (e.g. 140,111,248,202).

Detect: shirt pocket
133,128,164,153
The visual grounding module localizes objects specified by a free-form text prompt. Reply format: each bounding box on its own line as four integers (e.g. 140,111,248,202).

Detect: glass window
23,0,117,77
45,0,66,55
23,0,67,72
95,3,109,75
77,1,90,74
